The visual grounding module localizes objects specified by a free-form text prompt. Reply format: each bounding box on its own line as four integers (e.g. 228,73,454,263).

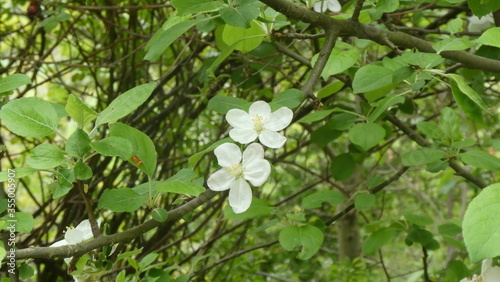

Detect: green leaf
271,88,304,109
224,198,273,220
0,97,59,137
451,83,484,124
144,19,202,62
220,0,260,28
348,123,386,151
297,109,335,123
352,65,394,94
463,183,500,262
156,180,205,196
138,252,159,271
65,94,98,128
207,39,237,77
362,227,397,255
376,0,399,13
74,161,92,180
1,212,34,233
440,107,462,141
417,122,445,140
460,149,500,171
221,22,267,53
109,123,157,177
0,244,5,265
53,168,75,199
468,0,500,17
330,153,356,181
408,230,440,250
66,129,91,159
401,148,446,167
207,95,250,114
392,66,415,84
169,168,198,182
327,113,357,131
438,223,462,236
368,94,405,123
171,0,224,16
0,74,31,93
398,51,444,69
317,81,345,99
91,137,134,160
95,83,155,127
312,46,358,78
98,188,147,212
188,138,232,167
151,208,168,223
0,167,38,182
404,212,434,227
311,126,341,147
446,74,490,114
27,144,65,169
477,27,500,47
19,263,35,279
279,225,324,260
302,190,345,209
354,193,376,210
446,18,464,34
432,38,474,53
117,248,143,261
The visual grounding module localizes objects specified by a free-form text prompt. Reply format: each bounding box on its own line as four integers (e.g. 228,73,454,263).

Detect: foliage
1,0,500,281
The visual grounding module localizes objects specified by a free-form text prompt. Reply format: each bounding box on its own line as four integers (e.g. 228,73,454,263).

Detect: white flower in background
460,259,500,282
226,101,293,149
313,0,342,13
468,14,494,33
207,143,271,213
51,219,99,247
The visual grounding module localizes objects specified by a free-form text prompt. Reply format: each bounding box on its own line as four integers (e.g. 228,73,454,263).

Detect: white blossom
460,259,500,282
468,14,494,33
313,0,342,13
207,143,271,213
226,101,293,149
51,219,99,247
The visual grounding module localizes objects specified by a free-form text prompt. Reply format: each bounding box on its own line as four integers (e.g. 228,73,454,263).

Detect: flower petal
242,143,265,165
228,179,252,214
265,107,293,131
66,219,93,243
327,0,342,12
482,259,500,280
50,239,69,247
207,168,235,191
65,228,87,244
229,128,258,144
259,130,287,149
226,109,253,129
244,159,271,186
313,1,328,12
214,143,241,167
249,101,271,118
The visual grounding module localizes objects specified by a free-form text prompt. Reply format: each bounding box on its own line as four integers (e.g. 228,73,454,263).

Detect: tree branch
259,0,500,73
15,190,218,259
386,114,487,189
301,28,339,99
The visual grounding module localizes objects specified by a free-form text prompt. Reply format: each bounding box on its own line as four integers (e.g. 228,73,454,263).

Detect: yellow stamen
252,115,265,133
228,163,244,178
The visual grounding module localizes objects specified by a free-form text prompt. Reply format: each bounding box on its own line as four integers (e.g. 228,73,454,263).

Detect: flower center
228,163,244,179
252,115,265,133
